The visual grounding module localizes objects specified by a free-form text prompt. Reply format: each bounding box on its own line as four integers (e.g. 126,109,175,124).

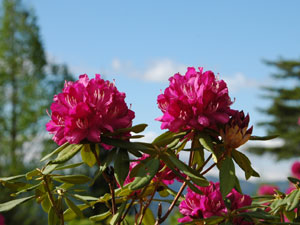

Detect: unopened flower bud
220,111,253,150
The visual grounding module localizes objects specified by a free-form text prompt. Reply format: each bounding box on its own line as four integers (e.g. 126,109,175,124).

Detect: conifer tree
250,58,300,159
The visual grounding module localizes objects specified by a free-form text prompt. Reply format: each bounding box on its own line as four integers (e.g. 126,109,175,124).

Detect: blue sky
26,0,300,182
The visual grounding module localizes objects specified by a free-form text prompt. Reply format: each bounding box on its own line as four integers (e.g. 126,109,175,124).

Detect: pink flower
178,182,252,224
156,67,234,132
257,184,278,195
286,185,296,194
46,74,135,147
291,161,300,179
0,214,5,225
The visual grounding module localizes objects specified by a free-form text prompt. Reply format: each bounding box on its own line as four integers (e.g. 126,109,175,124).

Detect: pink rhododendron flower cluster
124,154,178,187
257,184,278,195
46,74,135,147
178,182,252,224
156,67,234,132
291,161,300,179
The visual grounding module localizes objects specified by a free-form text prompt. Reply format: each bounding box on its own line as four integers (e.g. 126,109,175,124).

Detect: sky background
25,0,300,182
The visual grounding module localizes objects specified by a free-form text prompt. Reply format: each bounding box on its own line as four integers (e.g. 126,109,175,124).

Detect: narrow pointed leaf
50,144,83,164
114,148,130,187
0,196,34,212
89,211,111,221
53,175,91,184
219,157,236,198
129,158,160,190
109,201,127,225
41,142,70,162
65,197,84,218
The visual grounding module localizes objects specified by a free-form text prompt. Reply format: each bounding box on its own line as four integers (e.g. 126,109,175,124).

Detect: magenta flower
178,182,252,224
257,184,278,196
46,74,135,147
156,67,234,132
0,214,5,225
291,161,300,179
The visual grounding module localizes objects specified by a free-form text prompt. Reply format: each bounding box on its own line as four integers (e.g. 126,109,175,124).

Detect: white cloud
143,59,187,82
223,73,259,93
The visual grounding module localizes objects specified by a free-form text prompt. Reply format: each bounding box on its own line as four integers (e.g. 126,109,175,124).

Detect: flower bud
220,111,253,149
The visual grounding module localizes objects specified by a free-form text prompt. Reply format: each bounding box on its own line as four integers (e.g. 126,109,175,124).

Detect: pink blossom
291,161,300,179
286,185,296,194
46,74,135,147
178,182,252,224
156,67,234,132
257,184,278,195
0,214,5,225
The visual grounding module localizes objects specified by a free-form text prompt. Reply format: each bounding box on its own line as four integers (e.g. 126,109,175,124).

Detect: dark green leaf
250,135,278,141
288,177,300,185
114,148,130,187
0,196,34,212
232,150,259,180
53,175,91,184
64,204,90,221
26,169,41,180
129,158,160,190
199,133,215,153
219,157,236,198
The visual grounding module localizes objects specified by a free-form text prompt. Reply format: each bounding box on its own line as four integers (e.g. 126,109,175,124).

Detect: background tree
249,58,300,159
0,0,73,224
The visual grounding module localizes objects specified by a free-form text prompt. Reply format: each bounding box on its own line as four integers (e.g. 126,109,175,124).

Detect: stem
137,181,160,225
155,134,197,225
197,153,212,172
91,145,117,215
119,198,135,223
200,150,227,176
155,182,187,225
43,176,64,225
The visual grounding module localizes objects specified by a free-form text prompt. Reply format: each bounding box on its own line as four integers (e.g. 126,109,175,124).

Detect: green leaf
250,135,278,141
152,131,187,147
166,152,209,187
41,142,70,162
109,201,127,225
81,144,97,167
71,194,98,202
129,158,160,190
48,206,59,225
143,208,155,225
0,174,25,182
286,189,300,211
50,144,83,164
0,196,35,212
53,175,91,184
42,164,60,175
219,157,236,198
232,150,259,180
199,132,215,153
26,169,41,180
41,195,51,213
55,162,84,171
114,148,130,187
65,197,84,218
64,204,90,221
204,216,225,225
89,211,111,222
112,123,148,135
288,177,300,185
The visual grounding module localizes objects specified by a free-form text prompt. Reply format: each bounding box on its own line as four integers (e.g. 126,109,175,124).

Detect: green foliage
250,58,300,159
